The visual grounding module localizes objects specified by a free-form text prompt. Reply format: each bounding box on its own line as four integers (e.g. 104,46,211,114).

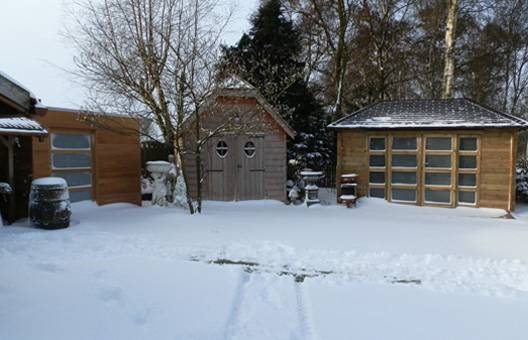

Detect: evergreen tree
220,0,333,174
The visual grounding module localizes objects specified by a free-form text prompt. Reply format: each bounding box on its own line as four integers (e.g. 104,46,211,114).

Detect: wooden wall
479,129,517,211
336,131,369,197
264,129,288,201
337,128,518,211
32,108,141,207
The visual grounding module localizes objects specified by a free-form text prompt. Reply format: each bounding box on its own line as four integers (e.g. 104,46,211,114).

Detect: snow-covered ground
2,190,528,339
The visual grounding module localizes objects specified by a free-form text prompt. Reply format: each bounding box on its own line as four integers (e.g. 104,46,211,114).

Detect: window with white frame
51,133,93,202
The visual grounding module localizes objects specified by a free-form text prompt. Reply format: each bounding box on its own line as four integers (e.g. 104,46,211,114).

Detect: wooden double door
207,135,265,201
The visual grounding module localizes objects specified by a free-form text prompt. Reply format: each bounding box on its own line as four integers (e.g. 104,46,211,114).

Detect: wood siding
479,129,517,211
337,131,369,198
32,108,141,207
337,129,518,211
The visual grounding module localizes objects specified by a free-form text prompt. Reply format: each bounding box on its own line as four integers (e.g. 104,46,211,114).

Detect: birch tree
441,0,459,99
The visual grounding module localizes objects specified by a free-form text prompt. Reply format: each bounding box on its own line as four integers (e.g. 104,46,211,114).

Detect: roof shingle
328,99,528,130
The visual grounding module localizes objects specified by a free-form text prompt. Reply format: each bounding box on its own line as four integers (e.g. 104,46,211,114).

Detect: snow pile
1,198,528,339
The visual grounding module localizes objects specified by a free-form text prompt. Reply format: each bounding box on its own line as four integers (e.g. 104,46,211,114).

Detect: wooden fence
140,141,174,172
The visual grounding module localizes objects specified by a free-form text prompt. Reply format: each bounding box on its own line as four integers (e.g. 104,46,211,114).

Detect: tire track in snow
223,268,250,339
295,279,318,340
223,269,305,339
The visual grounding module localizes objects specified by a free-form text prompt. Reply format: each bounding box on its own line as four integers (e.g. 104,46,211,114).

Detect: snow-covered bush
516,158,528,202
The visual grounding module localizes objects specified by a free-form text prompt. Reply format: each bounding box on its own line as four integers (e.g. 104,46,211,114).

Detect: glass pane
369,155,385,167
52,134,90,150
370,138,386,151
426,137,452,151
460,138,477,151
392,154,417,168
392,171,416,185
459,191,476,204
426,155,451,168
52,153,91,169
53,172,91,188
459,155,477,169
392,137,417,150
244,141,256,158
216,141,228,158
369,172,385,184
392,188,416,202
459,174,476,187
69,190,92,203
425,173,451,186
369,188,385,198
425,190,451,204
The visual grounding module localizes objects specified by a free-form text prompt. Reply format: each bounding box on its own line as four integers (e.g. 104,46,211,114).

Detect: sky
0,0,259,109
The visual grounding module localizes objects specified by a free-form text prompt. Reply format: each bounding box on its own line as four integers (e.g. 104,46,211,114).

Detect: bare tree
63,0,267,214
287,0,358,121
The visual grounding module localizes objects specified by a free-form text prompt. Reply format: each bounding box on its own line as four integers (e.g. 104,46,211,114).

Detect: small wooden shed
31,107,142,207
328,99,528,212
183,77,294,202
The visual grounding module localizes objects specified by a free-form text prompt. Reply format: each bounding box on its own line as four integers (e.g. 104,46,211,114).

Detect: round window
216,141,228,158
244,141,256,158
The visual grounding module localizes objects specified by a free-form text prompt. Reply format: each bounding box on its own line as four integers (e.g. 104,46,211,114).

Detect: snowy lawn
2,190,528,339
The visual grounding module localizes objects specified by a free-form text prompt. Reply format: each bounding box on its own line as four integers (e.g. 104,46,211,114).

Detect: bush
516,158,528,202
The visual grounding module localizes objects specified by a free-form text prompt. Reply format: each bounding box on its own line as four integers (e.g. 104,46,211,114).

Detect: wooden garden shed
0,71,142,224
328,99,528,212
31,107,142,207
183,77,294,202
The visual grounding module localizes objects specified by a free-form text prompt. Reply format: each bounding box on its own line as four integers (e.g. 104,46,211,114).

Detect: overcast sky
0,0,259,109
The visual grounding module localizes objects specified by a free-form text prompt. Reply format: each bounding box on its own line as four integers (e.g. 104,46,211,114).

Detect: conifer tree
220,0,333,173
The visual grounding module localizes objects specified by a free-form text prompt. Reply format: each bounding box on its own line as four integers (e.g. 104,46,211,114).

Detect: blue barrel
29,178,71,230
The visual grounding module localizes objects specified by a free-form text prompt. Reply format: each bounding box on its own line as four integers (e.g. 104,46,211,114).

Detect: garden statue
146,161,171,207
173,173,187,208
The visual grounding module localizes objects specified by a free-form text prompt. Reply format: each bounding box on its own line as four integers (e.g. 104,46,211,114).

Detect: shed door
237,136,265,200
207,135,265,201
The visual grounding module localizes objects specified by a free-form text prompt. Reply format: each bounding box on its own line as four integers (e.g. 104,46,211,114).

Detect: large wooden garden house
182,77,294,202
328,99,528,212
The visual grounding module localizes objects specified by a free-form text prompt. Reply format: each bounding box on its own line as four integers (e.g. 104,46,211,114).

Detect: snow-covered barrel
29,177,71,230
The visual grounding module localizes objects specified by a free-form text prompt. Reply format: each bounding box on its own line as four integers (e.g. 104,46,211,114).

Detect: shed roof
327,99,528,130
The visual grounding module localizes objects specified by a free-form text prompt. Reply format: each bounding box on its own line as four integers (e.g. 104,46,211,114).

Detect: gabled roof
327,99,528,131
194,76,295,139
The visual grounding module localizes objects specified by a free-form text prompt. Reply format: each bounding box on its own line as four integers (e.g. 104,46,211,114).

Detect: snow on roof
328,99,528,130
219,75,256,90
0,117,48,136
0,70,33,96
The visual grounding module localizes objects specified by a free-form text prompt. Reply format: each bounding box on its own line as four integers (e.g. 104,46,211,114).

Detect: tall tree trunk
332,0,349,122
441,0,459,99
